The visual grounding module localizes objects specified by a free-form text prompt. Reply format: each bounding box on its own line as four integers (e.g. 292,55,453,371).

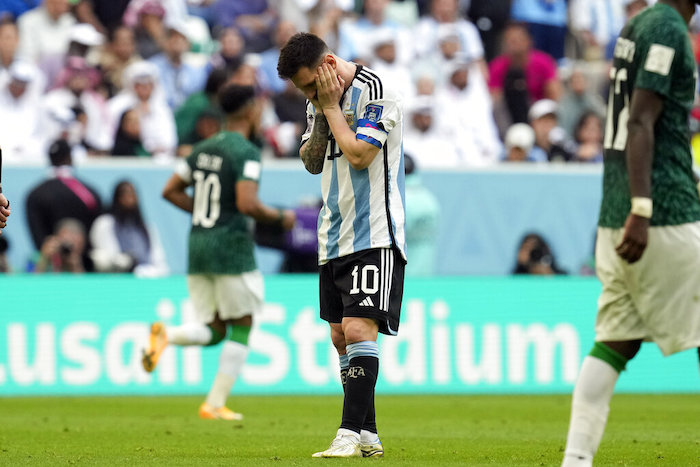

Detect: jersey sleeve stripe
356,75,375,100
359,69,384,100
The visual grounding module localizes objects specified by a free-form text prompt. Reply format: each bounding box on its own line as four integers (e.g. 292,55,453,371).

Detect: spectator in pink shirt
488,22,561,133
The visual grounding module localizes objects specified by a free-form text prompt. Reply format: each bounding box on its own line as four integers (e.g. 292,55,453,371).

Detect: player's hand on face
616,213,649,263
281,209,296,231
316,62,344,113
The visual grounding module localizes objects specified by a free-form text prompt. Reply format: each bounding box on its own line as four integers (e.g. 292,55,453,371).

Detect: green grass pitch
1,394,699,466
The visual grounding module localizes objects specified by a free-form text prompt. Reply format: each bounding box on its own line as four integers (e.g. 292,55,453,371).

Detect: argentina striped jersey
301,65,406,264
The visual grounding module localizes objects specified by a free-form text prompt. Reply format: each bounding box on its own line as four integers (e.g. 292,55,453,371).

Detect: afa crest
344,110,355,128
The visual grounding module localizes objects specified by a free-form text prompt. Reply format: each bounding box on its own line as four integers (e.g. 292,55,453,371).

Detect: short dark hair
277,32,329,80
48,139,72,167
218,84,256,115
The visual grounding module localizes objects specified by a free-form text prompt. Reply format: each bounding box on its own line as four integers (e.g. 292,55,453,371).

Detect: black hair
107,23,132,43
110,179,150,249
112,107,142,156
513,232,566,274
204,66,232,96
277,32,329,79
218,84,256,115
48,139,72,166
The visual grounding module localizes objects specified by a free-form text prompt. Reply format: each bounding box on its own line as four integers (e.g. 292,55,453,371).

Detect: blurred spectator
99,25,143,98
0,1,41,20
0,15,19,82
623,0,651,19
186,0,218,30
32,217,88,273
404,153,440,277
90,180,169,277
337,0,411,64
149,22,208,109
569,0,626,61
108,61,177,160
25,139,102,252
403,95,460,168
573,111,604,163
0,236,10,272
513,232,565,275
528,99,577,162
208,26,245,70
175,66,230,154
488,22,561,133
557,67,606,139
502,122,539,162
126,0,167,59
307,0,353,52
414,0,487,80
212,0,277,53
41,21,105,94
434,57,502,166
17,0,75,66
0,61,44,163
468,0,512,62
72,1,130,32
112,108,150,157
43,56,111,155
510,0,568,61
258,20,297,95
368,31,414,101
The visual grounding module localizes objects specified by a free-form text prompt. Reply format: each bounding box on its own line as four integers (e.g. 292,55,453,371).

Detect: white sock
166,323,212,346
360,429,379,444
563,356,619,464
205,341,249,408
337,428,360,441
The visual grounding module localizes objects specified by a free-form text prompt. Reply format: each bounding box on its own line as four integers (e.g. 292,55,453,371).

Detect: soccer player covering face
143,85,295,420
562,1,700,465
277,33,406,458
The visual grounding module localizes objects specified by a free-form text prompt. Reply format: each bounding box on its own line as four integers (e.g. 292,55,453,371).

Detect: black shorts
319,247,405,335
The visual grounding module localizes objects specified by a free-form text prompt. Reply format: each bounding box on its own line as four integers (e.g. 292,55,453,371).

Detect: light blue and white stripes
347,341,379,360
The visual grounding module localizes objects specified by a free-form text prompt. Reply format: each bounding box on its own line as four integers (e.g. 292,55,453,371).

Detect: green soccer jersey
599,2,700,228
178,131,262,274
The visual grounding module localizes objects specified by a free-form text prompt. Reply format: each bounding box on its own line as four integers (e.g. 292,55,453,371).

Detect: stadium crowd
1,0,700,273
3,0,700,167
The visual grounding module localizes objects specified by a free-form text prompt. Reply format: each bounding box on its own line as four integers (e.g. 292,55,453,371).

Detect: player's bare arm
162,174,194,213
616,88,664,263
317,63,381,170
299,114,330,174
236,180,296,230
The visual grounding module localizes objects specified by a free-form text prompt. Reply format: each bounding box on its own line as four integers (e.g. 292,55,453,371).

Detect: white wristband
630,197,653,219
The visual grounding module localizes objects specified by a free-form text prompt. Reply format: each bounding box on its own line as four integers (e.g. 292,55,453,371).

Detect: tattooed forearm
300,115,330,174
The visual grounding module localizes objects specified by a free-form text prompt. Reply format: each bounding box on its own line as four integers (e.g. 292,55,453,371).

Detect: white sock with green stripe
563,343,626,466
166,323,212,346
205,341,249,408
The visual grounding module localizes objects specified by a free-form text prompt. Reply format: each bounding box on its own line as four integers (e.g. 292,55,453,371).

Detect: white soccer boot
360,429,384,457
312,429,362,458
